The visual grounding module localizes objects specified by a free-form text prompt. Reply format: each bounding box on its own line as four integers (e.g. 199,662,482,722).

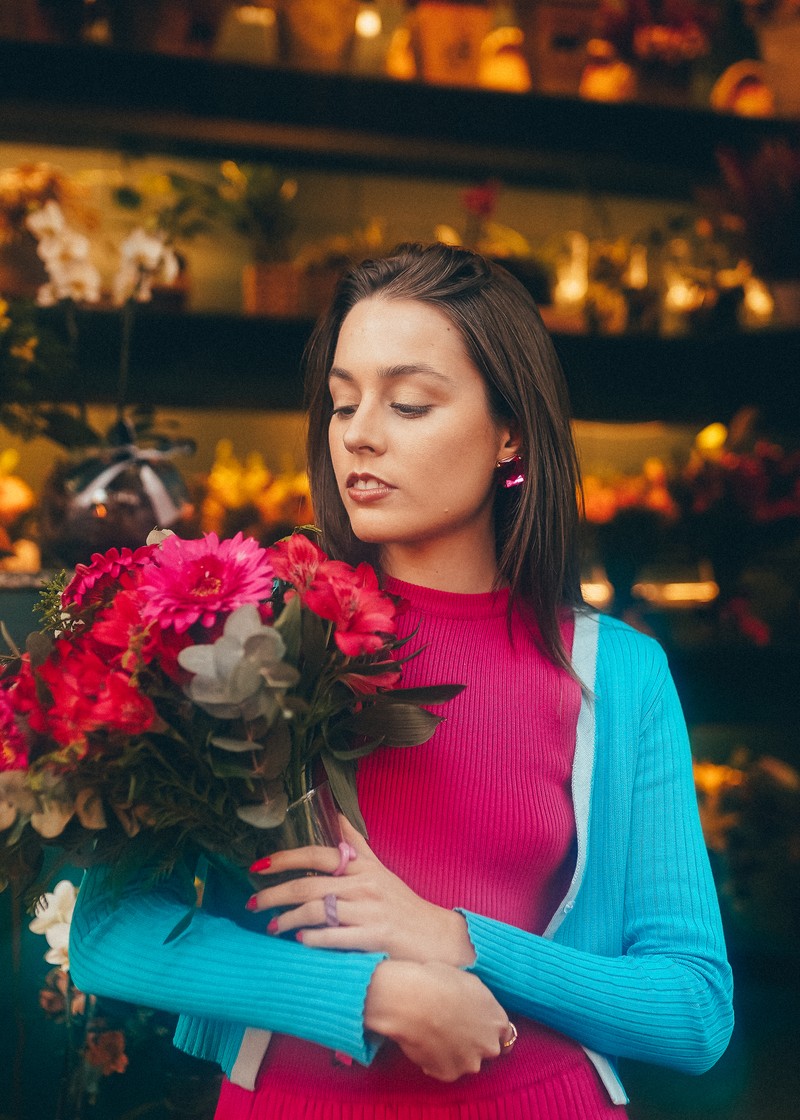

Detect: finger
266,899,329,935
246,874,341,913
250,844,343,878
293,923,384,953
338,815,373,858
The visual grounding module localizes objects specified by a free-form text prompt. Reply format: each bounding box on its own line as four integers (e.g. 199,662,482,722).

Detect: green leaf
210,736,257,753
207,756,254,779
274,593,301,664
164,906,196,943
373,684,465,705
343,703,444,747
320,749,367,838
300,607,328,678
236,798,288,829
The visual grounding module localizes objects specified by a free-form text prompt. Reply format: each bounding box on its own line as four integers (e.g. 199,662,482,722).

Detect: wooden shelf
34,306,800,424
0,40,798,197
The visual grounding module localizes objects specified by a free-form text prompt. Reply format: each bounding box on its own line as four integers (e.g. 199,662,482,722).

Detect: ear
496,421,522,463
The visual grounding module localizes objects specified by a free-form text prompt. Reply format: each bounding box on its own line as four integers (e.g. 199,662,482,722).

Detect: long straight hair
304,242,584,674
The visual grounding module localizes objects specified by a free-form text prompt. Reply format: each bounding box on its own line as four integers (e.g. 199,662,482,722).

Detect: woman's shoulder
575,608,670,690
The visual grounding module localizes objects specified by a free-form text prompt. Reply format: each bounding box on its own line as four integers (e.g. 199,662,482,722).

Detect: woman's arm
460,663,733,1075
251,642,733,1076
69,859,510,1078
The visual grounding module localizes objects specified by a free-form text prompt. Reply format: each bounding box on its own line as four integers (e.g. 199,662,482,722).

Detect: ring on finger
501,1021,518,1053
323,893,340,927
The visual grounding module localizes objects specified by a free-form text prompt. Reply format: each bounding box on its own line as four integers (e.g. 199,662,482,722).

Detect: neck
380,538,500,594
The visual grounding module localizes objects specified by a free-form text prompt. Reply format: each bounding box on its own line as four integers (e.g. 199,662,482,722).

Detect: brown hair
304,242,584,674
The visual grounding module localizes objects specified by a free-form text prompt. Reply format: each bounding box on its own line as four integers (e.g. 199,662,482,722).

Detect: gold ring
501,1021,518,1052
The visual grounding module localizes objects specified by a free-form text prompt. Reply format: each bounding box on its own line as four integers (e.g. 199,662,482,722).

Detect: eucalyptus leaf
210,736,259,753
236,797,289,829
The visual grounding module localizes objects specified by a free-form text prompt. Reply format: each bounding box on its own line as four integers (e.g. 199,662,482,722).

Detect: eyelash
330,404,431,418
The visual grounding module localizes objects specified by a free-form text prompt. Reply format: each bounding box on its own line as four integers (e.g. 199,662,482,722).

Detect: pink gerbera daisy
138,532,274,633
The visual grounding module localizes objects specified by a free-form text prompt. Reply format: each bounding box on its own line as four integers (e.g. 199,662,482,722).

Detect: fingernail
249,856,271,873
267,918,279,934
295,931,304,943
245,895,259,911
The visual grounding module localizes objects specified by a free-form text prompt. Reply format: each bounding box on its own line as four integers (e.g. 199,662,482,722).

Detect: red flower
341,664,403,695
461,180,500,219
85,1029,129,1076
270,533,327,590
62,545,156,610
305,562,398,657
37,643,156,751
0,690,27,771
139,532,274,633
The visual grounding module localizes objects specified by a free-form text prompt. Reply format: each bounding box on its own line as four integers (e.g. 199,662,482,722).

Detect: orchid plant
0,529,461,898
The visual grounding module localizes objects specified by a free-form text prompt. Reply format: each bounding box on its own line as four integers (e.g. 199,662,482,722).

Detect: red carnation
305,562,398,657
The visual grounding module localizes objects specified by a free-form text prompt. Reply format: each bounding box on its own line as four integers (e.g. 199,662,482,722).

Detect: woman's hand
365,959,515,1081
247,816,476,967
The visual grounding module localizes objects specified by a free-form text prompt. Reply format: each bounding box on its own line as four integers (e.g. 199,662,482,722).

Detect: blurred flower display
196,438,312,545
26,876,219,1118
694,749,800,943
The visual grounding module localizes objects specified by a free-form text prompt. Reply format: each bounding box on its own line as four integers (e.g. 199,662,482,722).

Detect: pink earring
496,454,525,488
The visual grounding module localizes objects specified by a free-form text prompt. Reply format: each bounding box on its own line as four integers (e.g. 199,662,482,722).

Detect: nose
341,399,385,456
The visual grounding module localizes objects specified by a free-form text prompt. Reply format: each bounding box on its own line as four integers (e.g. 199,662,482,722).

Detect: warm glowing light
554,232,589,307
236,4,276,26
664,278,702,313
632,579,719,607
743,277,774,321
695,422,728,453
624,243,648,289
356,8,382,38
581,567,614,610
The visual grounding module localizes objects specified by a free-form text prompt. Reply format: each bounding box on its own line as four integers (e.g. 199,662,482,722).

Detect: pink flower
0,689,28,771
62,545,156,610
305,563,398,657
138,532,274,633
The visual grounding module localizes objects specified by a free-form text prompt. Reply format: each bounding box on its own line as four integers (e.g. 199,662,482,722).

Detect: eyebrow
328,363,454,384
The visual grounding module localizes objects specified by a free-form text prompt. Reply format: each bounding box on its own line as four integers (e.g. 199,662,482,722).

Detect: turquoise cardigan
69,611,733,1104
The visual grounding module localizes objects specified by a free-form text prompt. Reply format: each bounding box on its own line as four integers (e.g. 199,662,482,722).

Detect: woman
70,243,733,1118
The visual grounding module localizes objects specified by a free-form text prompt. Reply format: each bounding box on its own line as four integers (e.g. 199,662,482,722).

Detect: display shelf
0,39,798,197
40,306,800,424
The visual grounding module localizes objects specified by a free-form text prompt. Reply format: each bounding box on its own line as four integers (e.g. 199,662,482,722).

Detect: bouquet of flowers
0,528,462,896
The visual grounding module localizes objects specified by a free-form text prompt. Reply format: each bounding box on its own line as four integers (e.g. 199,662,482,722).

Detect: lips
346,473,393,490
345,473,395,502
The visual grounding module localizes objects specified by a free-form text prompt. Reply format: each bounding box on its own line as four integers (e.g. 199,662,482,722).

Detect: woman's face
327,297,517,583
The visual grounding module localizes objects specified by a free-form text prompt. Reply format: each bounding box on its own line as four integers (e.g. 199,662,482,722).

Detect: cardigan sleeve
459,638,734,1076
69,860,386,1066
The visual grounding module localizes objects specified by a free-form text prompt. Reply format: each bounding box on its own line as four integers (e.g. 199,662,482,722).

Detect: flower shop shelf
1,40,799,199
48,307,800,425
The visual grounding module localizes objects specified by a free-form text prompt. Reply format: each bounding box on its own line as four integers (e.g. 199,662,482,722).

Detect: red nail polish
267,918,279,934
245,895,259,911
249,856,271,873
295,930,304,943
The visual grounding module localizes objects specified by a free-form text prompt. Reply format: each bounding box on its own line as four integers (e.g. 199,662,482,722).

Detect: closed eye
392,404,431,417
331,405,357,417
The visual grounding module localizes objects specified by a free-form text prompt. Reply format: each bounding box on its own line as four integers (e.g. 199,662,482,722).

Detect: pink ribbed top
215,581,628,1119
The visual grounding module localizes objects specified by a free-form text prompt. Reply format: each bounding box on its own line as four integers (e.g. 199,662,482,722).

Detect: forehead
334,297,470,364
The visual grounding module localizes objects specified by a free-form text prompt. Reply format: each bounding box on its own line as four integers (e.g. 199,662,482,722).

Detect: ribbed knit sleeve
69,863,386,1066
461,620,733,1076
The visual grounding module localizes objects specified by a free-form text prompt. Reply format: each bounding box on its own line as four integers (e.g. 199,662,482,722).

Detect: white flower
178,604,300,722
39,257,102,305
29,879,78,935
43,922,71,971
37,228,91,267
113,227,180,305
25,199,66,241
